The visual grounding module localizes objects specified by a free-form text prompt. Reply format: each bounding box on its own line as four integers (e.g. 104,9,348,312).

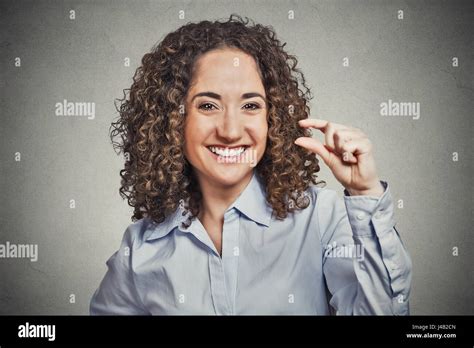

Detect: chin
206,164,254,187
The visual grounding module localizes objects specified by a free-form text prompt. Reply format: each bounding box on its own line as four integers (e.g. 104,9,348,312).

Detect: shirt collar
143,205,189,242
227,170,273,227
144,170,272,242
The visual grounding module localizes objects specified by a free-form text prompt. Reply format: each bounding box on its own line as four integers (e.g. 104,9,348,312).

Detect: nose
216,108,243,143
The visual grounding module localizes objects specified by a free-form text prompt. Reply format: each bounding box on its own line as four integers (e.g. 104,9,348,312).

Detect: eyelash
198,103,261,111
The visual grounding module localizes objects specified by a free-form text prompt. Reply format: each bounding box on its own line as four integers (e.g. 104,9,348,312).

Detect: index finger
298,118,329,130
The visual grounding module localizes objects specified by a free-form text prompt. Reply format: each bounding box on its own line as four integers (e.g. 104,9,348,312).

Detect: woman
90,15,412,315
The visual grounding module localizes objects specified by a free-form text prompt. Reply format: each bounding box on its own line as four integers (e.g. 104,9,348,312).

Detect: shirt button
374,210,384,219
356,212,365,221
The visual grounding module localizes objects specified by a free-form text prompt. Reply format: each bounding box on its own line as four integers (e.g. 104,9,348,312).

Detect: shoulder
107,218,157,267
305,185,347,233
306,184,342,210
119,217,157,247
119,215,178,249
302,185,349,244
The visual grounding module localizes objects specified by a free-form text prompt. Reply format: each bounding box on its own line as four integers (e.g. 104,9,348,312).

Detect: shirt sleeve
318,181,412,315
89,225,149,315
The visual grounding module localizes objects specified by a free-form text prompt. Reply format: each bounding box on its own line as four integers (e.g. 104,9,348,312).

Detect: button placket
209,253,231,315
182,217,231,315
222,209,240,314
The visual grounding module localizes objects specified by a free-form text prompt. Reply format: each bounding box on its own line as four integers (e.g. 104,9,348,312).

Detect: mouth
206,145,250,160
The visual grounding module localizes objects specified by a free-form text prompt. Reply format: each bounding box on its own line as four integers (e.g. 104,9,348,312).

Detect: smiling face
184,47,268,188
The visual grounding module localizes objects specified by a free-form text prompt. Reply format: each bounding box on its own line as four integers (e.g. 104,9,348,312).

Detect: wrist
347,181,384,197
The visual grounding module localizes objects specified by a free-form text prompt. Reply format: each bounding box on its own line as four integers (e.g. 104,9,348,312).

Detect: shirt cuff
343,181,396,237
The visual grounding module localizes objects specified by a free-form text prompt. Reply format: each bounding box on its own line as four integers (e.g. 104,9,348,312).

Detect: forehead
189,48,265,95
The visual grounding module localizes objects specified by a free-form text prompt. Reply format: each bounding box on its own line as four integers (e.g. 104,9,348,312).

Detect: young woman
90,15,412,315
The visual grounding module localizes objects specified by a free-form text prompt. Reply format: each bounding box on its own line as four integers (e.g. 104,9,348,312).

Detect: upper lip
206,144,250,149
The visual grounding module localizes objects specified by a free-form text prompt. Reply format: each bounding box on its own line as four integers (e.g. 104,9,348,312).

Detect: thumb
295,137,331,165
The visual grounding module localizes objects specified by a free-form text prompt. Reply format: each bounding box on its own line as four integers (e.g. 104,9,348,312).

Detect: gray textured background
0,0,472,315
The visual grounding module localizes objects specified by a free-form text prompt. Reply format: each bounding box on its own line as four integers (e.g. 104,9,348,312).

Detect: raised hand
295,118,384,196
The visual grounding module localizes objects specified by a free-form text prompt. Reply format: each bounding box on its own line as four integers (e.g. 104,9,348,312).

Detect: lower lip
206,147,250,163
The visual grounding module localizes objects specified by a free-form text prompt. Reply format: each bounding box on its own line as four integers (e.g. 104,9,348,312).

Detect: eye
242,103,261,111
198,103,218,111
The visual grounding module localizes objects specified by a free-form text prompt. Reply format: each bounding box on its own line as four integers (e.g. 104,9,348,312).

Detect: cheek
183,113,199,159
247,118,268,147
183,113,214,148
257,117,269,141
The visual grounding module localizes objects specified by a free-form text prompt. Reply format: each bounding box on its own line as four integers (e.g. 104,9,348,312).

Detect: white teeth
208,146,246,157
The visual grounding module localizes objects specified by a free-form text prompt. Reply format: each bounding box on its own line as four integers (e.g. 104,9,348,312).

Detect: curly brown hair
110,14,323,227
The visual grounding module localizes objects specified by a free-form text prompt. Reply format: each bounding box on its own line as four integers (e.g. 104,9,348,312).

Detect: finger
322,123,336,152
324,122,356,153
294,137,331,165
342,151,358,164
340,138,372,157
298,118,350,133
298,118,329,130
299,119,351,153
334,129,365,155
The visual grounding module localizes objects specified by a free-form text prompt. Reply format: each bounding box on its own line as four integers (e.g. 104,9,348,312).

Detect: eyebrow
191,91,267,105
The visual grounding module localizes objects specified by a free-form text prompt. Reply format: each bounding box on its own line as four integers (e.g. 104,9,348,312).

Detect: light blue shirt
90,171,412,315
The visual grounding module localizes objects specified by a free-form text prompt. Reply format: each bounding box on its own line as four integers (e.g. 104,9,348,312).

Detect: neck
197,171,254,222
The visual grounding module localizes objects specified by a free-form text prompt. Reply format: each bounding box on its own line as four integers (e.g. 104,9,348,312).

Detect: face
184,47,268,188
